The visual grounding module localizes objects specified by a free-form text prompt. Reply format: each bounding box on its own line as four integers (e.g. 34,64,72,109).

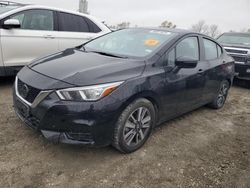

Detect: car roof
21,4,91,18
0,4,97,21
0,1,27,6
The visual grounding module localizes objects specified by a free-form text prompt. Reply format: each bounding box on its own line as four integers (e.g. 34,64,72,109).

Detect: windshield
217,33,250,46
0,5,20,14
84,29,178,58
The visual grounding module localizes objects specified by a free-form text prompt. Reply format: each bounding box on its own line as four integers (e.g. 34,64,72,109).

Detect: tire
208,80,230,109
112,98,156,153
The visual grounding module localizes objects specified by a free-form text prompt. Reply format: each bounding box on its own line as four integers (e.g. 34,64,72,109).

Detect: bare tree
209,24,220,38
191,20,209,35
160,20,176,28
116,22,130,29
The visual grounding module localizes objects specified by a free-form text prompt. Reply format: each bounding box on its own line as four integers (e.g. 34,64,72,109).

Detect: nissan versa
13,28,235,153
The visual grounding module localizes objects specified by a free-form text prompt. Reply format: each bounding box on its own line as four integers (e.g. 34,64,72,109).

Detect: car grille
225,49,248,55
15,101,41,130
17,79,41,104
231,55,247,63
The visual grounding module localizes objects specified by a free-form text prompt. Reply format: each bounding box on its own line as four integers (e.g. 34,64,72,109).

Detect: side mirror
176,56,198,69
3,19,21,29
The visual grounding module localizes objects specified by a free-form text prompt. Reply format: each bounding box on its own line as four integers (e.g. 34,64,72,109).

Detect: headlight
56,81,124,101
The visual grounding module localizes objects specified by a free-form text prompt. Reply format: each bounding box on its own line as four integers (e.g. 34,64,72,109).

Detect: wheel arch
118,91,161,124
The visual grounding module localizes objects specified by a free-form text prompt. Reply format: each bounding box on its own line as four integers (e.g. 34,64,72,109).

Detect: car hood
29,48,146,86
221,43,250,50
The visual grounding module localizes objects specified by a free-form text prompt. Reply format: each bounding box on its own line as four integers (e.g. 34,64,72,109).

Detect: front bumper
235,63,250,81
13,88,122,147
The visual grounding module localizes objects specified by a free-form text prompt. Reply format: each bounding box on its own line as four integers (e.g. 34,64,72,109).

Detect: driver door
163,36,207,116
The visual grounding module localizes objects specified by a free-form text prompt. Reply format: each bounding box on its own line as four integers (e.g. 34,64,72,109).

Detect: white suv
0,2,111,76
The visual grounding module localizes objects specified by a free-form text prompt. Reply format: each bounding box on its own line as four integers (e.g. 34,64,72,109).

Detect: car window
84,17,101,33
58,12,90,33
217,45,222,57
176,37,199,60
10,9,54,31
167,48,176,67
203,38,218,60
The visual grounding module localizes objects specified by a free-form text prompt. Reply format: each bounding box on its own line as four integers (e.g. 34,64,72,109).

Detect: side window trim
53,11,59,31
217,45,223,58
165,47,176,67
202,37,221,61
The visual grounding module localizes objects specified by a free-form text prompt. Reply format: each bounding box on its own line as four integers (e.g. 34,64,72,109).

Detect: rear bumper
235,63,250,80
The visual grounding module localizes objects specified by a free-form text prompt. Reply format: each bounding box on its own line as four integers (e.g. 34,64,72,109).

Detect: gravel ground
0,77,250,188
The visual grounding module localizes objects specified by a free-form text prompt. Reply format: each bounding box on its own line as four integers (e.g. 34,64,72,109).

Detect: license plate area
16,98,30,118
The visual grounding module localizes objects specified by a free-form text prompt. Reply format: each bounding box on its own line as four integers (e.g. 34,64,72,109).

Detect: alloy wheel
217,83,229,107
123,107,152,146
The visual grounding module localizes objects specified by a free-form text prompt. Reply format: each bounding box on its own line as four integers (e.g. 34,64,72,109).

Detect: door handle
43,35,55,39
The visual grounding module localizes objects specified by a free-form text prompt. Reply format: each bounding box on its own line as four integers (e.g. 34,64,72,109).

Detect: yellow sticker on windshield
144,39,160,46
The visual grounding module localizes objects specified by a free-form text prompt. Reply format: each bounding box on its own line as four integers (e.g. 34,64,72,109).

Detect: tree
248,29,250,32
191,21,221,38
208,24,220,38
191,20,209,35
116,22,130,29
160,20,176,28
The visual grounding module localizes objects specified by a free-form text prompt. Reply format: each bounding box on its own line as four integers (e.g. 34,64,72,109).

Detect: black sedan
13,28,235,153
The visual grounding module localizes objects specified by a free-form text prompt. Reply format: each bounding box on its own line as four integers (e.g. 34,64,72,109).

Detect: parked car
13,28,235,153
217,32,250,81
0,1,111,76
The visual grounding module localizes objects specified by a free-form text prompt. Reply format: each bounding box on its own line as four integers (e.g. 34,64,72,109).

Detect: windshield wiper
88,51,128,59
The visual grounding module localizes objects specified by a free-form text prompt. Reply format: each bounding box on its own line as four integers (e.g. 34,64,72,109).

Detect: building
79,0,88,14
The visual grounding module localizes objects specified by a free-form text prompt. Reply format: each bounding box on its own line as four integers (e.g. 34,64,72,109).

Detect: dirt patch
0,77,250,188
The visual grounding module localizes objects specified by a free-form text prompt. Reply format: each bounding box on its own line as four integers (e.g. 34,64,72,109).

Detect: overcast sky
16,0,250,32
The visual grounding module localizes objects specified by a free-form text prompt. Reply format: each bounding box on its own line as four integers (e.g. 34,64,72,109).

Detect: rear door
57,12,102,50
201,38,225,102
1,9,59,67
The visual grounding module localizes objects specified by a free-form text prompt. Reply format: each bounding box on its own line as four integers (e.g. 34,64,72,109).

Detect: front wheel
208,80,230,109
112,98,156,153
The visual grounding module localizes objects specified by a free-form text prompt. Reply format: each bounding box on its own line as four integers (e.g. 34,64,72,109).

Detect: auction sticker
144,39,160,46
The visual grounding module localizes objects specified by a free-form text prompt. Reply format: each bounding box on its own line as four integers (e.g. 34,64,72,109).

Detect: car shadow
233,78,250,89
0,76,15,87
